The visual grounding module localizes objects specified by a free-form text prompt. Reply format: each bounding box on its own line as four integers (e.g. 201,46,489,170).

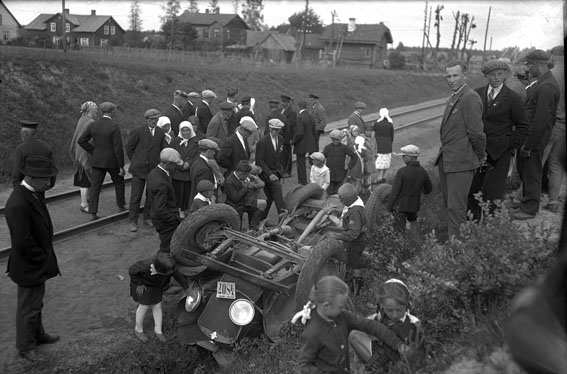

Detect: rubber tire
366,183,392,230
284,183,303,203
295,238,346,308
286,183,324,214
171,204,240,266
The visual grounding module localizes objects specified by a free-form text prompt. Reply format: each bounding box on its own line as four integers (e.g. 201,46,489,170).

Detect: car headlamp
228,299,255,326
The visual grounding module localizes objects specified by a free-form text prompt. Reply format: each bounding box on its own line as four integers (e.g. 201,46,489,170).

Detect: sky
4,0,565,50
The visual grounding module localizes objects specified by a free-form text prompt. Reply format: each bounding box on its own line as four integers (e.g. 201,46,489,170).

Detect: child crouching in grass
129,254,192,343
349,278,424,373
296,275,411,373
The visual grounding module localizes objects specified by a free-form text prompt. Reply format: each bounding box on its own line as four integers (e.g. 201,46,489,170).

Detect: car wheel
286,183,324,214
366,183,392,230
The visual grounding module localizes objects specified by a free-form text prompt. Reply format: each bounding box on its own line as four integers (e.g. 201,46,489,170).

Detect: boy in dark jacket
387,145,432,243
323,130,357,195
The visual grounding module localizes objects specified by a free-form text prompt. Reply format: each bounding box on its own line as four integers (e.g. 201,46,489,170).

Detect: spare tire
295,238,346,308
286,183,324,214
171,204,240,267
366,183,392,230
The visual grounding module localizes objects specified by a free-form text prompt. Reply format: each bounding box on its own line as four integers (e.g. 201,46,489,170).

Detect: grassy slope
0,46,483,183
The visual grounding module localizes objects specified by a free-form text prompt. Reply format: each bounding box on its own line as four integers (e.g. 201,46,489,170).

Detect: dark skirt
130,285,163,305
73,167,91,188
172,179,191,211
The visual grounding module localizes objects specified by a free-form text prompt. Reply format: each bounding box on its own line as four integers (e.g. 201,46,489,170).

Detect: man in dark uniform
147,148,184,253
164,90,188,136
347,101,367,134
12,120,55,189
218,118,256,175
189,139,218,203
467,60,530,220
308,94,328,152
5,156,61,361
196,90,216,137
125,109,167,232
184,91,200,119
234,96,256,124
292,100,317,185
280,94,297,177
513,50,560,220
256,119,286,218
78,102,126,220
226,87,240,136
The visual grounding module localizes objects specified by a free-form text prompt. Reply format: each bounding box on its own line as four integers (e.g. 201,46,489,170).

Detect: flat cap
198,138,219,150
550,45,564,56
239,117,257,132
310,152,325,162
355,101,367,109
525,49,550,63
308,94,319,100
144,108,162,119
219,101,235,110
187,91,201,99
481,59,509,74
268,118,284,129
202,90,217,99
280,94,294,102
329,129,343,140
20,120,39,129
396,144,420,156
240,95,252,104
268,99,280,105
174,90,189,98
99,102,117,113
160,148,183,165
197,180,215,192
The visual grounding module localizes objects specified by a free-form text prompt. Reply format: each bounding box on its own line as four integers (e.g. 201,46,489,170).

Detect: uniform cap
329,129,343,140
227,87,239,97
481,59,509,74
524,49,550,63
198,139,219,150
240,95,252,104
268,99,280,105
396,144,420,156
20,156,58,178
355,101,367,109
308,94,319,99
280,94,294,102
239,117,257,132
174,90,189,98
160,148,183,165
187,92,201,99
268,118,284,129
197,180,215,192
202,90,217,99
144,108,162,119
219,101,235,110
99,102,117,113
310,152,325,162
19,120,40,129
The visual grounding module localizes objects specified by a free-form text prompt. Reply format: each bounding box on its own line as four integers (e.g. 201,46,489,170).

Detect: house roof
303,33,324,49
25,12,125,33
247,31,296,51
177,11,249,29
320,22,393,44
0,0,22,27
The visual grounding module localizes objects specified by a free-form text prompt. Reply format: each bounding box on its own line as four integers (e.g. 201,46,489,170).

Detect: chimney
348,18,356,32
205,9,209,14
64,8,69,14
91,10,96,16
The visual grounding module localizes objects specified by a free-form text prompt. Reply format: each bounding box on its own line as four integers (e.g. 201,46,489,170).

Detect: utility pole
482,6,491,64
421,1,428,70
62,0,67,52
300,0,309,60
331,10,338,51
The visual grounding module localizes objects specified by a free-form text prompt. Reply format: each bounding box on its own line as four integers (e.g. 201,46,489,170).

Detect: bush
388,51,406,70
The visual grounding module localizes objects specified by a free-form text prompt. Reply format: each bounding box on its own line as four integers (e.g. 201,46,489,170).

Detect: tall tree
187,0,199,13
433,4,443,63
209,0,219,13
161,19,197,49
241,0,266,31
233,0,239,14
129,0,143,32
161,0,181,25
288,8,323,35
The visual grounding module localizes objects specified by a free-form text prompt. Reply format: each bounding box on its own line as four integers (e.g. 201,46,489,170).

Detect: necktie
244,137,250,155
488,89,495,105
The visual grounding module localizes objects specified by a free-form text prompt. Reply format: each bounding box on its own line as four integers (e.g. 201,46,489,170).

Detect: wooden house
247,31,296,62
24,9,125,48
176,11,248,48
0,0,21,43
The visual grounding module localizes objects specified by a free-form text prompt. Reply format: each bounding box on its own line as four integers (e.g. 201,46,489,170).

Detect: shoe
18,350,41,362
505,200,522,209
129,223,138,232
545,203,559,213
511,211,536,220
155,333,167,343
80,206,89,214
37,333,60,345
143,219,154,228
117,205,127,212
135,331,148,342
88,213,100,221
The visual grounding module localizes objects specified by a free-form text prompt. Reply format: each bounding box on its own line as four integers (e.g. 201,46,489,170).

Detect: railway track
0,99,445,258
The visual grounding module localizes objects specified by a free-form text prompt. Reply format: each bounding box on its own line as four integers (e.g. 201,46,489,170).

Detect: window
51,22,56,32
365,48,371,57
80,38,89,46
66,23,70,32
100,38,108,46
3,33,9,41
52,36,61,44
226,29,230,40
0,14,3,26
110,26,116,35
213,28,220,39
203,27,209,38
104,26,109,35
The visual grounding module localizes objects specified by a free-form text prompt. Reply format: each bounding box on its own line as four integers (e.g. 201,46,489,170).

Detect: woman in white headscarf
70,101,98,213
373,108,394,183
156,116,174,144
170,121,200,217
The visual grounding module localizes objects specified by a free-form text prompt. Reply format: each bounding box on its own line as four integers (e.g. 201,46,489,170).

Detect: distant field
0,46,485,183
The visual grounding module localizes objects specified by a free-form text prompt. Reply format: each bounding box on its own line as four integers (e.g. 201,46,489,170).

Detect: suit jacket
218,132,250,174
310,102,328,133
292,109,317,155
234,108,256,126
5,185,60,287
78,116,125,169
170,135,201,181
12,136,55,187
165,104,185,136
189,156,215,202
347,112,365,134
147,166,179,227
125,125,166,179
474,84,530,160
524,71,560,151
206,113,230,147
281,106,297,143
224,171,248,213
263,111,287,135
196,101,214,136
255,133,284,180
437,85,486,172
184,101,196,120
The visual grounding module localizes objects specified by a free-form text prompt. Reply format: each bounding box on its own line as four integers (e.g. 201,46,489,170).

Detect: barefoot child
350,278,423,372
309,152,330,192
296,275,410,373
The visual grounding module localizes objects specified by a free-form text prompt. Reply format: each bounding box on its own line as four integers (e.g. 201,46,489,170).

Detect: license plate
216,281,236,299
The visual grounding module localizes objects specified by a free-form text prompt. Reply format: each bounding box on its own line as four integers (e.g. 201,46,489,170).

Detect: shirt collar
199,154,209,164
157,164,170,176
452,83,467,96
21,180,36,192
194,193,212,204
489,84,503,96
102,114,112,119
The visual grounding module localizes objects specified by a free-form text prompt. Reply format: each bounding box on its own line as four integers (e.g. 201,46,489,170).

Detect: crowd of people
5,45,565,372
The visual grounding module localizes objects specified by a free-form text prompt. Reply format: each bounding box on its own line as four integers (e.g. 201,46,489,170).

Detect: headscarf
377,107,393,123
69,101,97,180
157,116,173,144
354,135,367,153
178,121,196,146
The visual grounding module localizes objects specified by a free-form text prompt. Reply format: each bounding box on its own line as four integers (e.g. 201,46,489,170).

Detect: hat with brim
268,118,284,129
20,120,40,129
241,96,252,105
481,60,509,74
21,156,58,178
144,108,162,119
310,152,325,162
308,94,319,100
280,94,294,102
202,90,217,99
329,129,343,140
99,102,117,113
187,92,201,99
524,49,550,64
394,144,420,156
174,90,189,98
240,118,257,133
268,99,280,105
219,101,235,111
355,101,367,109
197,180,215,192
198,139,219,150
160,148,184,165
